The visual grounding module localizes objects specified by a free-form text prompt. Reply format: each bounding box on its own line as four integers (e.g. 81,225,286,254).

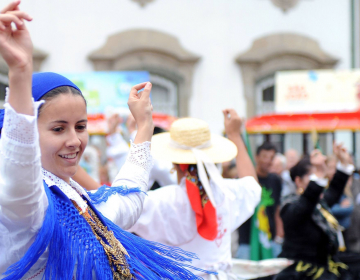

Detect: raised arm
222,109,261,230
223,109,257,180
0,2,47,272
0,1,33,115
92,82,154,229
324,143,353,207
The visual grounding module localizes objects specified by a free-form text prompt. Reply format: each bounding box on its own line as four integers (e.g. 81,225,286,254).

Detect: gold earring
170,167,176,174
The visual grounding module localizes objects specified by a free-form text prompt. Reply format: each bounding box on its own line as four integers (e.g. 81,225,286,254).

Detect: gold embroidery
313,267,325,280
319,207,339,230
296,261,311,272
328,258,348,277
295,258,348,280
72,201,133,280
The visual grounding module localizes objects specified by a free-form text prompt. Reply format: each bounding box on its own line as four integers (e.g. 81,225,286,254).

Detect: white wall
20,0,351,133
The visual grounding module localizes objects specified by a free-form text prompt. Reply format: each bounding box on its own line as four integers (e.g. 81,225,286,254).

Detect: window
262,85,274,102
150,74,178,116
256,76,275,115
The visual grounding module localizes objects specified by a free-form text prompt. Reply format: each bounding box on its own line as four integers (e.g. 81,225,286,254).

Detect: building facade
1,0,357,157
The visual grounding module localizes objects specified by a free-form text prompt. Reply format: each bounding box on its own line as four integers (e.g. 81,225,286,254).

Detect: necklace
72,201,133,280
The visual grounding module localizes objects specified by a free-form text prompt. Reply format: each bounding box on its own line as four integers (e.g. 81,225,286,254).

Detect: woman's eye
52,127,64,132
76,125,87,131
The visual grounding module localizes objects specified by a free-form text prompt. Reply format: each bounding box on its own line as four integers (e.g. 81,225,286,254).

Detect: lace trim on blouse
3,87,45,145
127,140,153,173
42,169,89,212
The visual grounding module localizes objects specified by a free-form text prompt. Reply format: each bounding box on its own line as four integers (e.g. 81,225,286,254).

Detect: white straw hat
151,118,238,164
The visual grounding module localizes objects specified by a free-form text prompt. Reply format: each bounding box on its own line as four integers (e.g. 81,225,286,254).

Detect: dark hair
38,86,86,114
290,156,312,182
153,126,166,135
256,142,277,155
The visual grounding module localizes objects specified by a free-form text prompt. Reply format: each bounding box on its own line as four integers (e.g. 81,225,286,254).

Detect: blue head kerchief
0,72,81,132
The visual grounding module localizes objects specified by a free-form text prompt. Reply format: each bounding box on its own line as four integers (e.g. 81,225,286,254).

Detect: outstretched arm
92,83,154,229
222,109,261,231
0,1,47,273
223,109,257,180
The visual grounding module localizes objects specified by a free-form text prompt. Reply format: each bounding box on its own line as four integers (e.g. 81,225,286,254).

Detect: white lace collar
42,169,89,212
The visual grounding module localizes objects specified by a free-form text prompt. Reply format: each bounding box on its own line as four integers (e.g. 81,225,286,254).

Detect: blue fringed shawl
2,182,213,280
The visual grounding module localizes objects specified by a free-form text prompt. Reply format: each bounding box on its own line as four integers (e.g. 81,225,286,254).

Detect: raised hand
333,142,350,165
127,82,154,143
107,113,122,135
222,108,242,138
0,1,33,70
0,1,33,116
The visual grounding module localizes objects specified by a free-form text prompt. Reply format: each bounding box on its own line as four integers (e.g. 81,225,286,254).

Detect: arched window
88,29,200,117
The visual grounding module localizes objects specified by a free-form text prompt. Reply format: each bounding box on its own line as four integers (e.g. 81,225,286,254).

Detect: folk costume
275,164,360,280
0,73,211,280
129,118,262,279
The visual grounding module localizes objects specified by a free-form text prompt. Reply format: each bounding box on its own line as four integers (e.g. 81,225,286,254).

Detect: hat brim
151,132,238,164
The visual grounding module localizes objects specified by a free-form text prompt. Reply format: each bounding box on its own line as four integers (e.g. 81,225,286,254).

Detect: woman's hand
0,1,33,70
333,142,350,165
0,1,33,116
127,82,154,143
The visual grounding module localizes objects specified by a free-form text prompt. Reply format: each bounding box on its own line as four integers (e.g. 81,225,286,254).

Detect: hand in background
222,108,242,139
107,114,122,135
333,142,350,165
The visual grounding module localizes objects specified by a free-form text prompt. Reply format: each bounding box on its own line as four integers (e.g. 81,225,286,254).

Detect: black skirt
274,254,360,280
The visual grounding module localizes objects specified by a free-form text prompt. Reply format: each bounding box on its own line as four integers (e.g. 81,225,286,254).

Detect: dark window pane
262,85,274,101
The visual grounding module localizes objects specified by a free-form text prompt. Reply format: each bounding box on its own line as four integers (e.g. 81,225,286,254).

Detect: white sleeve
95,141,153,230
225,176,261,232
0,98,48,272
129,185,198,246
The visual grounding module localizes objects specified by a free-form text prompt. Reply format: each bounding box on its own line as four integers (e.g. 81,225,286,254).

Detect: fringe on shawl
2,182,56,280
88,185,142,205
2,182,215,280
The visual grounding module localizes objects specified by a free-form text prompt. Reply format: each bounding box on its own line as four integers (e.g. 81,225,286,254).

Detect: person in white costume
129,110,262,279
0,2,211,279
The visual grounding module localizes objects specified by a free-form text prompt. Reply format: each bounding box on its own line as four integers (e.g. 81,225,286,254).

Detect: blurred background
1,0,360,165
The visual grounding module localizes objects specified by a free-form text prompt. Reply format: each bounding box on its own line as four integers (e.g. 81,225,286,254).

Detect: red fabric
185,178,218,241
179,164,189,172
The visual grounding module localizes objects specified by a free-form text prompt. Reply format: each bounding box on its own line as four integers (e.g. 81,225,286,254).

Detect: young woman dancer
0,1,211,279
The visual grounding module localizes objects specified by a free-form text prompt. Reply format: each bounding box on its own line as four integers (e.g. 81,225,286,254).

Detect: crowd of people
1,1,360,280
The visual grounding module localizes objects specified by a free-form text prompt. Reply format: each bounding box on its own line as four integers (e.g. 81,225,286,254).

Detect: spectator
237,142,283,260
275,144,357,280
270,153,287,176
285,149,300,171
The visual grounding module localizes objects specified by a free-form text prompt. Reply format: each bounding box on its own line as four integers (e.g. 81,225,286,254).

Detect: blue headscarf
0,72,81,132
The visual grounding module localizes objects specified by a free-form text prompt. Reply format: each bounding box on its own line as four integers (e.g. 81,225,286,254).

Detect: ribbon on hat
172,139,232,241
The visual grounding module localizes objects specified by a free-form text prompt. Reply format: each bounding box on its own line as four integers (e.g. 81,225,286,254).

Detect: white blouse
129,176,261,279
0,98,153,279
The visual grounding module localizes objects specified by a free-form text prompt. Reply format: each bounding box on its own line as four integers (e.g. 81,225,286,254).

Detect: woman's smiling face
38,93,88,183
